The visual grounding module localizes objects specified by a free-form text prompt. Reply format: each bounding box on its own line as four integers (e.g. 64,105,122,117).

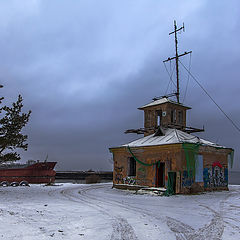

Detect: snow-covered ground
0,183,239,240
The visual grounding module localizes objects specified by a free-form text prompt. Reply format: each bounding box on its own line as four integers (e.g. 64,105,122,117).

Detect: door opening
156,162,165,187
167,172,177,194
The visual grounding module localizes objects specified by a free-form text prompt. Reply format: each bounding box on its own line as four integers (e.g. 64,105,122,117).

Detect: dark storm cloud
0,0,239,170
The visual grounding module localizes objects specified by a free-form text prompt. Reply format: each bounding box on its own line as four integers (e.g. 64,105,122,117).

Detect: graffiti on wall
123,176,136,185
224,168,228,184
203,162,228,188
114,166,123,184
182,170,194,187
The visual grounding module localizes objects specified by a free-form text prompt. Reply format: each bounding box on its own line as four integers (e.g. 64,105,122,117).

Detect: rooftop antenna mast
163,20,192,103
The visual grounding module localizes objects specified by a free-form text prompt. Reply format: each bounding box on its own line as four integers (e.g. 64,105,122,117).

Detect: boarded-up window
195,155,203,182
128,157,136,176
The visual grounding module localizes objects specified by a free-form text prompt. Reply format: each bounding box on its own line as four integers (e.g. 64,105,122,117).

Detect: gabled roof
138,97,191,110
121,128,226,148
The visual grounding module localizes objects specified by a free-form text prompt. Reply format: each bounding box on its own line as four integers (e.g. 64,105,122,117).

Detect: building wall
180,146,230,193
143,103,188,136
201,146,229,190
111,144,232,194
112,144,183,192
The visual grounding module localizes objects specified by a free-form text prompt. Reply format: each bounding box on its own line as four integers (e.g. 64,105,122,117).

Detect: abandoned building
109,97,234,194
109,21,234,194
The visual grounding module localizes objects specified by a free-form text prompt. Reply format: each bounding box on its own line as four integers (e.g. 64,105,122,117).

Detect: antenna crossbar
169,22,184,35
163,51,192,63
163,20,191,103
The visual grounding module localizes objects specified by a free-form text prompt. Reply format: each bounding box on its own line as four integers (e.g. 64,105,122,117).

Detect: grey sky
0,0,239,170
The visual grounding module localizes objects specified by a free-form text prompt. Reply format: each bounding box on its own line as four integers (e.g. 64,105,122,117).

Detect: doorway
156,162,165,187
168,172,177,194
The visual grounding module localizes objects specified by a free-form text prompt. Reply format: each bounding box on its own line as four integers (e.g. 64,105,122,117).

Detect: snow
0,183,240,239
121,128,226,148
138,97,190,110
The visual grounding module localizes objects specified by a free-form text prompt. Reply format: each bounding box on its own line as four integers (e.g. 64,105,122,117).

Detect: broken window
128,157,136,176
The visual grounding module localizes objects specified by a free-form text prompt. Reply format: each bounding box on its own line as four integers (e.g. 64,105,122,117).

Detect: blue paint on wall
195,155,203,182
182,170,194,187
224,168,228,184
203,168,209,188
203,167,228,188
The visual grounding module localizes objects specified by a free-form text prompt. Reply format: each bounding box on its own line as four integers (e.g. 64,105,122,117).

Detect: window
156,110,162,127
171,109,176,123
128,157,136,176
178,110,183,124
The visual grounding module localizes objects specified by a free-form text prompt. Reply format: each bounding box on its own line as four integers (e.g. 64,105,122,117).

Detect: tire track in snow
196,188,240,239
53,184,240,240
110,217,138,240
77,184,175,238
78,184,165,221
60,185,139,240
166,189,240,240
166,208,223,240
81,184,235,240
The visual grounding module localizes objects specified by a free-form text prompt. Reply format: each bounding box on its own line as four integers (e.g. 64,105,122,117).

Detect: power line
179,59,240,133
164,61,176,95
183,52,192,103
163,61,177,88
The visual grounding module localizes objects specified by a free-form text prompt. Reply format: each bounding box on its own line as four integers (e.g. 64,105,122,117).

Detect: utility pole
163,20,192,103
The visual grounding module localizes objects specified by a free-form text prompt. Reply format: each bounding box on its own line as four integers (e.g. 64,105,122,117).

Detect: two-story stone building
109,97,234,194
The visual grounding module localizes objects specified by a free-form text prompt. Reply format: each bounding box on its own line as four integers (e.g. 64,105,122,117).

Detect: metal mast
163,20,192,103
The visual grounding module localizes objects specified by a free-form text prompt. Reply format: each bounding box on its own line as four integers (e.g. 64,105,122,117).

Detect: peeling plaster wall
111,144,232,194
180,146,230,193
111,144,182,190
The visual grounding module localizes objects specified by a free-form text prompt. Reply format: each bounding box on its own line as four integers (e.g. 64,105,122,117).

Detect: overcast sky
0,0,239,171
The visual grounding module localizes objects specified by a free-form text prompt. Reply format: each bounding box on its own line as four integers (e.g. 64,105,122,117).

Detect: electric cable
164,61,177,88
179,59,240,133
165,61,176,95
183,52,192,103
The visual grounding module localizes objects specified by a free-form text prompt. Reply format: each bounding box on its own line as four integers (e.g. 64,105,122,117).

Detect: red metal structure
0,162,57,184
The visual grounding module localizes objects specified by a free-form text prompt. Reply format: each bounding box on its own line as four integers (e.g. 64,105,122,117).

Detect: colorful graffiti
224,168,228,184
123,176,136,185
182,170,194,187
114,166,123,184
203,162,228,188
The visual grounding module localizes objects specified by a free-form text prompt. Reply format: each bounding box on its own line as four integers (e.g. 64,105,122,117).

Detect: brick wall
142,103,188,136
111,144,232,194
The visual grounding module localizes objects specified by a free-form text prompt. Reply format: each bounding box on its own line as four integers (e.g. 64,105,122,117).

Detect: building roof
138,97,191,110
121,128,227,149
